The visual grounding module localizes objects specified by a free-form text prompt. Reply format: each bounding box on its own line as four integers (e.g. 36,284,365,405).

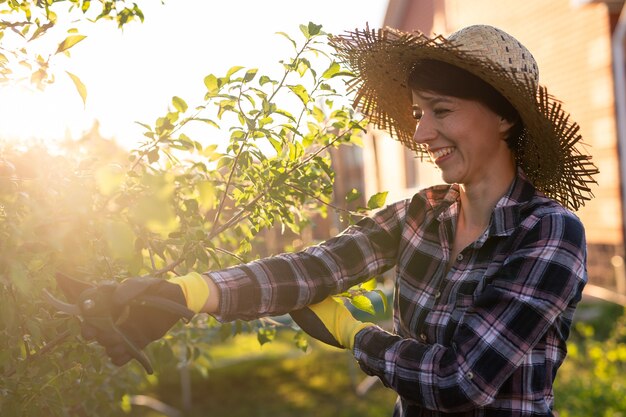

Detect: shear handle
133,295,196,323
113,323,154,374
87,314,154,374
112,294,195,374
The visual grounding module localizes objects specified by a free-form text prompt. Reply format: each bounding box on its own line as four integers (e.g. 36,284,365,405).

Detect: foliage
0,0,145,98
150,307,626,417
152,333,398,417
554,306,626,416
0,22,384,416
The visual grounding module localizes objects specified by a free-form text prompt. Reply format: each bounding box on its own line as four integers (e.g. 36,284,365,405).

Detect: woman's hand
290,297,373,350
82,274,206,367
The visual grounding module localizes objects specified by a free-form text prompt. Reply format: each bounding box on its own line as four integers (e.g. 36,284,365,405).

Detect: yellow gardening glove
289,296,373,350
168,272,210,313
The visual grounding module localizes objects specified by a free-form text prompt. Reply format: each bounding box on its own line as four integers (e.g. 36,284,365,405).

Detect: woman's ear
498,116,516,139
499,116,517,140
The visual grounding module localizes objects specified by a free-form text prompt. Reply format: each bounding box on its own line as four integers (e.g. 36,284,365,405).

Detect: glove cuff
168,272,210,313
347,321,374,351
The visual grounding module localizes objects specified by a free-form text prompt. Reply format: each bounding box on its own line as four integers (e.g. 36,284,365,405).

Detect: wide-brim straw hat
329,24,598,211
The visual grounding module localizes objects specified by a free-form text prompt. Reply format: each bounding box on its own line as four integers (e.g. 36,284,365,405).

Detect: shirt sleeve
207,200,409,321
353,210,588,412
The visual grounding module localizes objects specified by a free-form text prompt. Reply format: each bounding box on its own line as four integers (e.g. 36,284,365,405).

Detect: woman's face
411,90,515,187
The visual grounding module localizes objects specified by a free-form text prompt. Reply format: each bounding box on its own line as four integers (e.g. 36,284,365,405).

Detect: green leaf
350,295,375,315
296,58,311,77
29,21,54,41
276,31,296,48
226,65,244,78
55,34,87,54
287,84,310,105
147,149,160,164
312,106,325,123
288,141,304,161
360,278,377,291
243,68,258,83
204,74,219,94
217,155,233,170
65,71,87,107
300,22,322,39
294,330,309,352
345,188,361,203
195,118,219,129
322,62,341,79
367,191,388,210
135,121,153,131
259,75,273,85
308,22,323,36
257,327,276,346
172,96,188,113
266,135,283,154
274,108,296,123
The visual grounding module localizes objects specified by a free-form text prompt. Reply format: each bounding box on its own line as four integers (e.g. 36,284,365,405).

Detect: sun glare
0,0,388,149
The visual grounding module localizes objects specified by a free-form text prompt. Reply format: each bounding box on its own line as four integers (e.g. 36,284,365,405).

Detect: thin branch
6,330,72,377
287,182,362,217
209,132,246,229
214,247,245,263
209,37,313,230
149,123,361,275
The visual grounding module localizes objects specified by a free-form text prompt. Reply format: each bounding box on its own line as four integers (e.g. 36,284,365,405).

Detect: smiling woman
0,0,388,146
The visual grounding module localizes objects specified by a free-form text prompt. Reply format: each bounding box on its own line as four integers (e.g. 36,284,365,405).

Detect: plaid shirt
209,171,587,417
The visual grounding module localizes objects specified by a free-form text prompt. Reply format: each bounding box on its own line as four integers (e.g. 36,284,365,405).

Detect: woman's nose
412,115,436,145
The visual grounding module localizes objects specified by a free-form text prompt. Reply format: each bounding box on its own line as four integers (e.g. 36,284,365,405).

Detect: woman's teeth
431,147,455,159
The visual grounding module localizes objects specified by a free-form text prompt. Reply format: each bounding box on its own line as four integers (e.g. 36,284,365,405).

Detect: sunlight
0,80,92,143
0,0,388,148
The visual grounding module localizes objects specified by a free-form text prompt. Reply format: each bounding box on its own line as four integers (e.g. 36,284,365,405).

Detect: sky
0,0,388,148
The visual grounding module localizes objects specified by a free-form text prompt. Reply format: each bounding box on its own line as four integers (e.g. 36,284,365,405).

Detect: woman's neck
457,165,516,230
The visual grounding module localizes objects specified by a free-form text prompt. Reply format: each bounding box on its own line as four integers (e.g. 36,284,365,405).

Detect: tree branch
6,329,72,377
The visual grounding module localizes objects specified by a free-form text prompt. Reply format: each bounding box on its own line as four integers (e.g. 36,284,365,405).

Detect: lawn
147,334,397,417
130,301,626,417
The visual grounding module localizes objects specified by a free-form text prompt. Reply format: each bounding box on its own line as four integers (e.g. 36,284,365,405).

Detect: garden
1,2,625,416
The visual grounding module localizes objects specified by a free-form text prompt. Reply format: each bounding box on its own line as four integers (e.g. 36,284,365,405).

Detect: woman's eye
434,108,450,116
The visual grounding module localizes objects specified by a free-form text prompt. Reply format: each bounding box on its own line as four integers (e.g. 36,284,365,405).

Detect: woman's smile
429,146,456,164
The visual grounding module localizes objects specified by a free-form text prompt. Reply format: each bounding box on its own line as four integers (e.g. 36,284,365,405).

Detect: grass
141,331,397,417
130,301,626,417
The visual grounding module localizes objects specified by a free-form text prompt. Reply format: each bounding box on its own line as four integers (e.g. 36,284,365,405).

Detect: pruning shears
43,273,195,374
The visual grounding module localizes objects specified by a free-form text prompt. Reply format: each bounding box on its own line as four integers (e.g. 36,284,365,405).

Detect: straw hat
330,24,598,211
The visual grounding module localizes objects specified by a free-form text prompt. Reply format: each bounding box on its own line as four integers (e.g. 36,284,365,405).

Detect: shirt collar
489,168,538,236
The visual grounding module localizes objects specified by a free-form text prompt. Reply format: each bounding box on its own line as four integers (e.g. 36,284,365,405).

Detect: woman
85,25,598,416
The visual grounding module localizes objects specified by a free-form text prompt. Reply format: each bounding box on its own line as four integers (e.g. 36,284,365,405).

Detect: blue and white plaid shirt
209,170,587,417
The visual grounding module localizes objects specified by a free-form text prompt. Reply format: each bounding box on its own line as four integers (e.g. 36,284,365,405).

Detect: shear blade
43,288,82,316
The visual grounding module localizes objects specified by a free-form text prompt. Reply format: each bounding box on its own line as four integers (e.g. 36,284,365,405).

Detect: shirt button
456,254,464,261
466,371,474,380
419,333,427,341
435,291,441,299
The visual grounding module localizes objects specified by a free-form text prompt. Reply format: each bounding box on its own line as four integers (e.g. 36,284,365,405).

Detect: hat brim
330,27,598,211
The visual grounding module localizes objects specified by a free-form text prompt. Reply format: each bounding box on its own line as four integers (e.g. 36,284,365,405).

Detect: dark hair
407,59,524,147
